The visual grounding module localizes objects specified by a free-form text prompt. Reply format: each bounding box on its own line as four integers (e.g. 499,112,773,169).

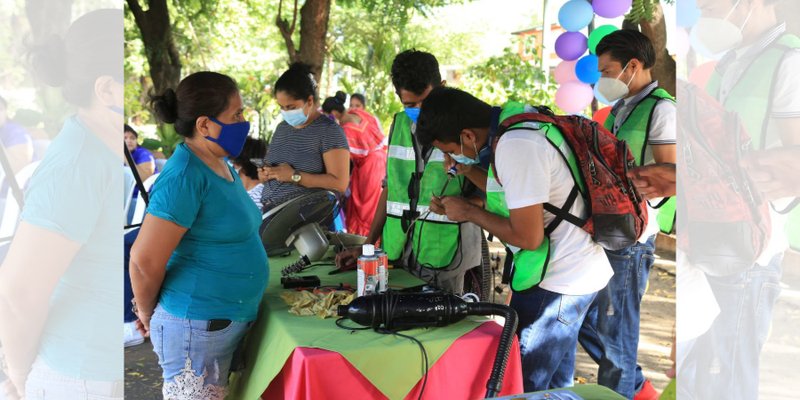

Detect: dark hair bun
334,91,347,104
31,34,68,87
151,88,179,124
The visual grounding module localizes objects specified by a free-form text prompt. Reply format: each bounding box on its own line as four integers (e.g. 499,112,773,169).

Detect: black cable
334,317,370,331
375,327,429,400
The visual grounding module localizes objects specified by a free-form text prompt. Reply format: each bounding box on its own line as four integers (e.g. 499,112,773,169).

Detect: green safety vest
705,33,800,250
382,112,465,268
484,102,584,292
605,87,677,234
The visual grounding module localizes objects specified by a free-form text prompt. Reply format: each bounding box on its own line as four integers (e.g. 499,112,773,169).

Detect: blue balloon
677,0,701,28
558,0,594,32
575,54,600,84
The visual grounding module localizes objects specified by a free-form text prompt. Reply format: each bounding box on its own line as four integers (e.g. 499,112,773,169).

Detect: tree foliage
460,46,557,110
125,0,565,153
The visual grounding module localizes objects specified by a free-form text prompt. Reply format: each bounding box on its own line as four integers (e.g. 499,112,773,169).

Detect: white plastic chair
125,173,159,234
123,167,136,222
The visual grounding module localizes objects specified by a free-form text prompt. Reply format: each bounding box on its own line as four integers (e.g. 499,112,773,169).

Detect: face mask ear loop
739,8,754,32
626,68,638,88
615,61,630,80
724,0,743,21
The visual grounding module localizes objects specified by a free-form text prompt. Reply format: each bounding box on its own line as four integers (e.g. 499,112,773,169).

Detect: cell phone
250,158,266,168
207,319,232,332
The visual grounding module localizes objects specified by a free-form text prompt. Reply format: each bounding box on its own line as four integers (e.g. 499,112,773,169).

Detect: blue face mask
281,104,310,127
449,137,480,166
404,107,420,124
206,117,251,157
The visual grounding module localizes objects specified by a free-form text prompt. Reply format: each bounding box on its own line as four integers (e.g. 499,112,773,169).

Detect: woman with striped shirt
258,63,349,212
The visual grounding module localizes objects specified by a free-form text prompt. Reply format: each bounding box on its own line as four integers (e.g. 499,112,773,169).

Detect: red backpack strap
495,111,588,234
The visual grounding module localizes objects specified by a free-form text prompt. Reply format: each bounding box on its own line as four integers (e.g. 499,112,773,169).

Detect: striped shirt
261,115,349,209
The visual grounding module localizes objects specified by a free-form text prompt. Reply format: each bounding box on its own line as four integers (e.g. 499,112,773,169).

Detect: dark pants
578,236,656,399
511,286,598,392
124,229,140,323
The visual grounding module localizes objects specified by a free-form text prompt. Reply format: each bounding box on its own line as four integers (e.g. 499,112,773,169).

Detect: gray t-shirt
261,115,348,209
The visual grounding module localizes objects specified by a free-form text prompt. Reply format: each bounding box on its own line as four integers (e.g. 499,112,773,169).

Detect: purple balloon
555,32,588,61
593,0,633,19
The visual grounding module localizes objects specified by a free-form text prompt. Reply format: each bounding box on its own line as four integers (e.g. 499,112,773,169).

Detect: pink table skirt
263,321,523,400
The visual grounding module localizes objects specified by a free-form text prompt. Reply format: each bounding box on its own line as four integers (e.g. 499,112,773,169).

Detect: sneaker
634,379,659,400
124,321,145,347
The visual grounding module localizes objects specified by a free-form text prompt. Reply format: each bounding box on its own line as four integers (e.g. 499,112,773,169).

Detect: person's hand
258,166,270,183
443,153,472,177
440,196,474,222
335,247,361,271
742,148,800,200
627,163,676,199
259,164,295,183
429,196,446,215
135,313,152,338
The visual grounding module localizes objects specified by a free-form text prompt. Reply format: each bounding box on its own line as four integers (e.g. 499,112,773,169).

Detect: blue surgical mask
207,117,251,157
281,104,310,127
404,107,420,124
449,137,480,166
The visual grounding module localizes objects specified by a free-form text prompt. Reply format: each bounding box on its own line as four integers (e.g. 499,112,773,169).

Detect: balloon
575,54,600,84
592,106,612,126
556,81,594,114
677,0,702,28
588,25,618,54
673,28,690,58
554,60,578,84
555,32,588,61
689,61,718,89
592,0,632,19
558,0,594,32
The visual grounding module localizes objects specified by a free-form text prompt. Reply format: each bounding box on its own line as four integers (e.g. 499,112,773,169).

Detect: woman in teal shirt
130,71,268,399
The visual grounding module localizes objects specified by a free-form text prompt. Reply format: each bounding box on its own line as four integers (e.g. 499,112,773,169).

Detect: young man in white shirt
578,29,676,400
416,86,613,392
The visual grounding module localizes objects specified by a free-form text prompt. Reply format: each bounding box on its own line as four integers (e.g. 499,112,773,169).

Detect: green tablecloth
229,250,490,399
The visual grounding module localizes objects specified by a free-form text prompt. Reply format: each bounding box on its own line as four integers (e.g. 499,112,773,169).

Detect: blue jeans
678,253,782,400
577,236,655,399
511,287,598,392
149,305,251,400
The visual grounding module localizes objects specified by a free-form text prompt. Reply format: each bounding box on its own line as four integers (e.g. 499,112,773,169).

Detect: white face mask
690,0,753,56
595,61,637,104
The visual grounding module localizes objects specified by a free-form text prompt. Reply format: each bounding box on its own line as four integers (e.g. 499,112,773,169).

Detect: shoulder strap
497,112,589,233
124,145,150,230
0,142,24,209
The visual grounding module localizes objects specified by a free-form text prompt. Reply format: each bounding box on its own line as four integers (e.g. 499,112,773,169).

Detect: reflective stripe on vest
706,34,800,150
382,112,463,268
705,34,800,249
605,87,677,234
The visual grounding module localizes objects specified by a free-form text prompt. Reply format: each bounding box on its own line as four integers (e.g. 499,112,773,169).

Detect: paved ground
759,251,800,400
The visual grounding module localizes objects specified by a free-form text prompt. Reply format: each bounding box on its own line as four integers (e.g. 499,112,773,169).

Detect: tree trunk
625,3,676,97
276,0,331,84
126,0,182,95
